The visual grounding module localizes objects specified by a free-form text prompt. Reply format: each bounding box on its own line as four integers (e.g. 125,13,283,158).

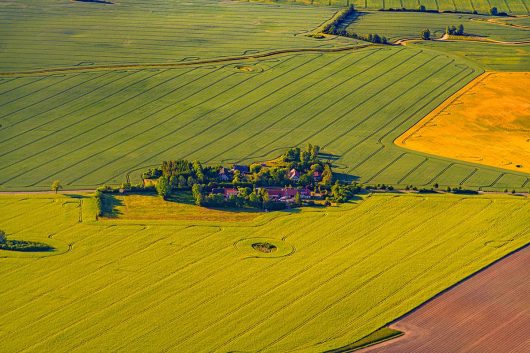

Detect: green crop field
1,0,529,192
0,193,528,352
250,0,530,15
346,11,530,41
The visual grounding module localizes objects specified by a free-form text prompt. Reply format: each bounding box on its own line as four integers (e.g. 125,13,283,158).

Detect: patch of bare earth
358,246,530,353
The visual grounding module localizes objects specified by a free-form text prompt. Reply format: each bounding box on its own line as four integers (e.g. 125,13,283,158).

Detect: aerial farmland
0,0,528,352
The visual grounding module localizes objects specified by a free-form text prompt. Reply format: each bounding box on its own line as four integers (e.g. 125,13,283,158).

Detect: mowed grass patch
102,193,261,223
396,72,530,174
0,193,528,352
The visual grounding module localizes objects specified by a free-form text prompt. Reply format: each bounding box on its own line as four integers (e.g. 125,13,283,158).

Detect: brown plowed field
358,245,530,353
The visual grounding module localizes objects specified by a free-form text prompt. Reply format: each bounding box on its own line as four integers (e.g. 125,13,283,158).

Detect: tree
156,177,170,200
51,180,62,194
0,230,6,244
489,7,498,16
321,164,333,187
456,24,464,35
420,29,431,40
294,192,302,206
418,5,426,12
192,184,203,206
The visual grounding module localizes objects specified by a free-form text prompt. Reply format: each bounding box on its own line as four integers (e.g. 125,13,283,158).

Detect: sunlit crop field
396,72,530,174
1,0,529,192
0,193,528,352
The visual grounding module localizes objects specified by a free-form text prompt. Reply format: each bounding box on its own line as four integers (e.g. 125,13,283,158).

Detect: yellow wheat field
396,72,530,174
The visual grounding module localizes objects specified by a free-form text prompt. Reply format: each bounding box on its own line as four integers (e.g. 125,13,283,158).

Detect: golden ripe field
396,72,530,174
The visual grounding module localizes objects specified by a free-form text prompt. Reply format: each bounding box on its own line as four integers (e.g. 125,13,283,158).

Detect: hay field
396,72,530,174
0,193,529,352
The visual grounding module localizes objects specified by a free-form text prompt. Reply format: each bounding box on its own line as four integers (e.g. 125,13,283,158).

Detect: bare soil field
359,245,530,353
395,72,530,174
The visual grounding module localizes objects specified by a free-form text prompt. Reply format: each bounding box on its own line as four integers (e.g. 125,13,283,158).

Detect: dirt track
358,245,530,353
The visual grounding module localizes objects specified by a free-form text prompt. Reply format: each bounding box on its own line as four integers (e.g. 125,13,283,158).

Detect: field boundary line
0,44,373,77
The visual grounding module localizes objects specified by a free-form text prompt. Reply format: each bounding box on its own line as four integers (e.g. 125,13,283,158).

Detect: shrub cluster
446,24,464,35
0,231,54,252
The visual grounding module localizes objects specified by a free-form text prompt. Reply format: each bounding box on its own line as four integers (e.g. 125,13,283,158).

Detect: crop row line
72,198,398,352
97,53,321,184
261,198,492,351
68,213,332,352
347,64,474,182
162,197,420,352
0,70,131,139
0,72,106,122
14,226,226,353
72,52,355,184
203,49,384,164
212,198,463,352
0,68,193,183
234,48,407,163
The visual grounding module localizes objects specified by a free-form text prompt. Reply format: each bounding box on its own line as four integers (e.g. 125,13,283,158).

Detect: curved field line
325,201,529,345
67,52,354,183
210,199,469,353
0,225,152,316
97,54,319,183
234,48,409,163
67,214,332,352
0,44,372,77
336,57,464,154
0,69,162,159
1,68,204,184
14,227,227,353
315,53,448,153
161,198,430,352
343,66,475,176
35,56,315,185
200,51,376,164
470,16,530,29
261,199,495,352
81,197,401,352
348,68,476,179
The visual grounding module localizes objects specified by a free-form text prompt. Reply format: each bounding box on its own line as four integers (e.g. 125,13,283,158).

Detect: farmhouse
218,167,231,181
288,168,300,181
232,164,250,174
